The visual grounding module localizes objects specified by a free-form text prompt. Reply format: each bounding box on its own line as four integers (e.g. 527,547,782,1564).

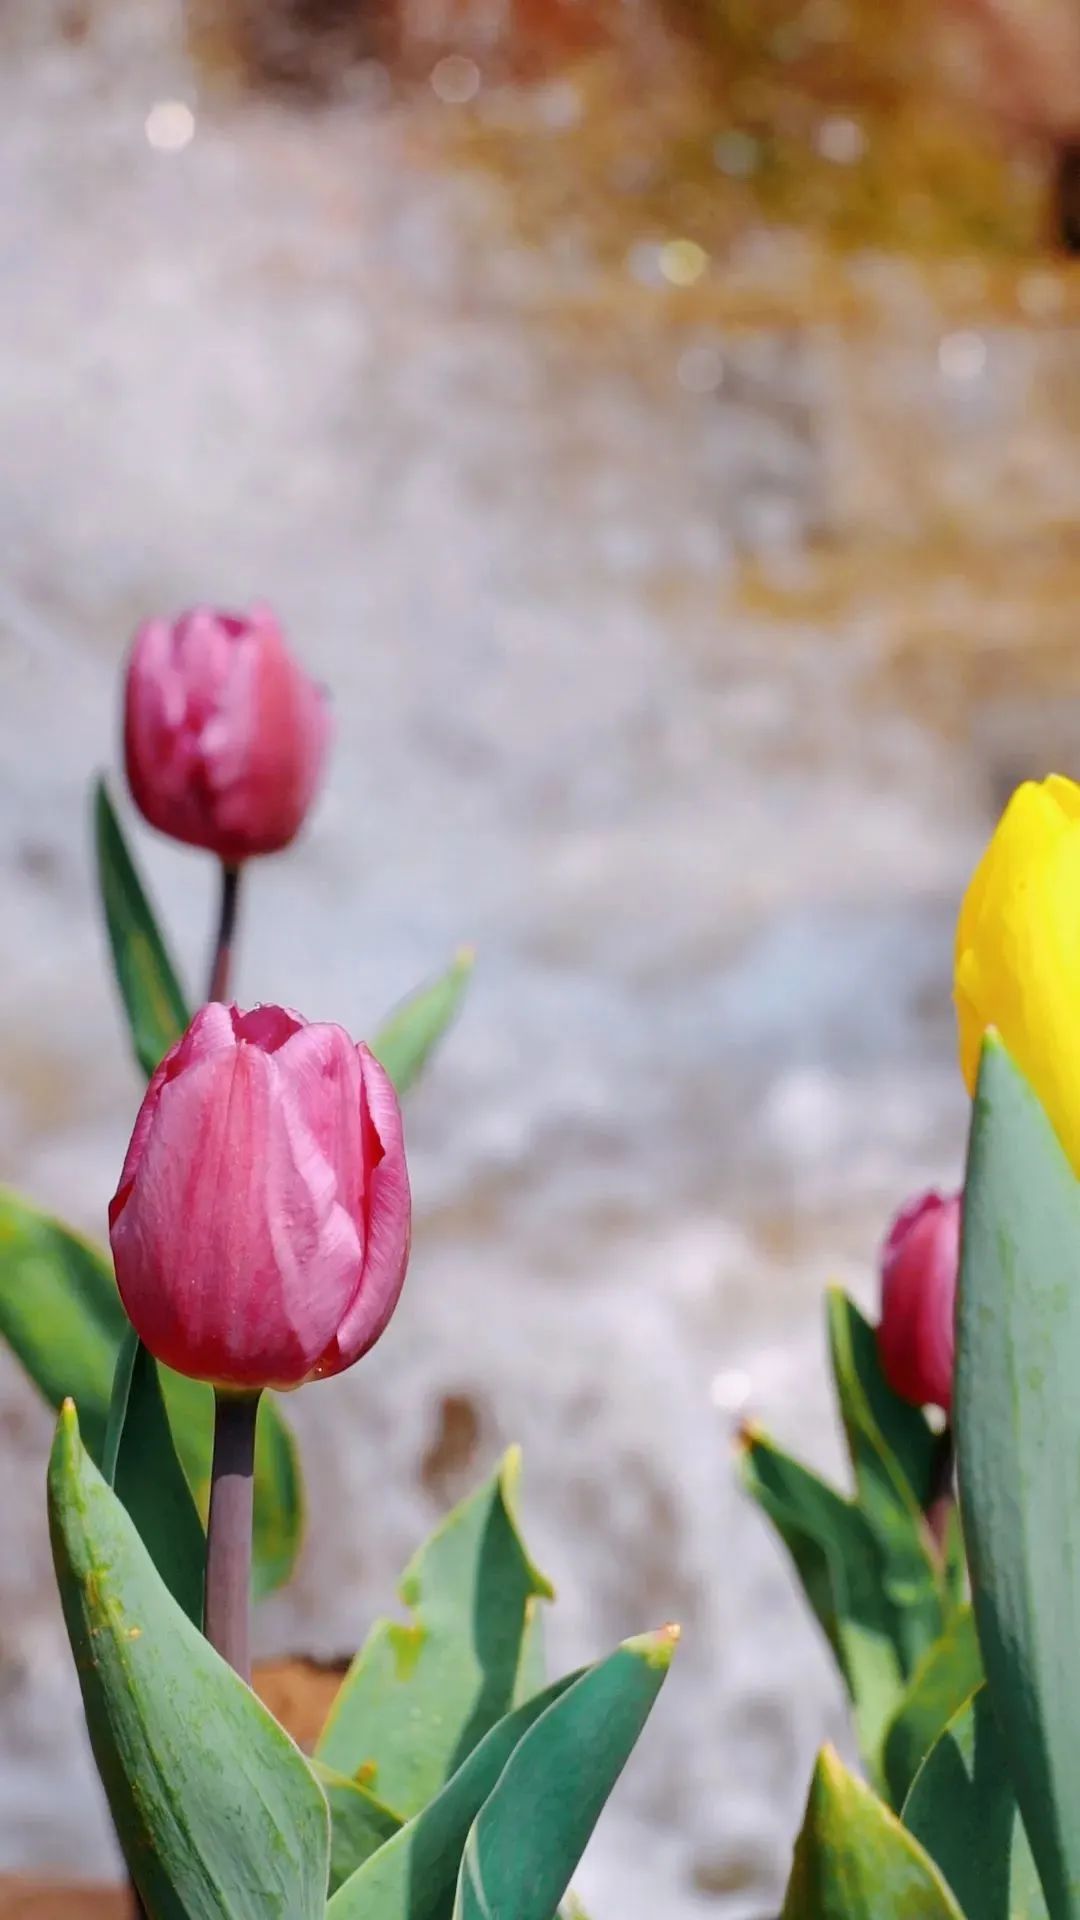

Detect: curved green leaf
827,1289,944,1671
103,1327,205,1625
0,1189,302,1597
904,1686,1047,1919
317,1448,552,1813
371,950,474,1096
739,1424,905,1779
48,1401,329,1919
453,1628,677,1920
315,1764,402,1896
782,1745,965,1919
957,1036,1080,1920
882,1606,983,1809
94,777,189,1078
328,1671,581,1920
0,1189,125,1461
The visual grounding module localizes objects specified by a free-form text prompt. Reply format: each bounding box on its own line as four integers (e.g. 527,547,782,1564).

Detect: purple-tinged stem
207,861,242,1003
925,1424,955,1560
204,1390,260,1682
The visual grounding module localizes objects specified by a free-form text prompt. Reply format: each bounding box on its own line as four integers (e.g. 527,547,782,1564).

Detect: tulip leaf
739,1424,906,1781
314,1764,403,1896
317,1448,553,1814
903,1686,1047,1919
371,949,474,1097
782,1745,965,1918
826,1288,944,1672
326,1672,581,1920
881,1604,983,1810
0,1189,302,1598
102,1326,205,1626
452,1629,677,1920
0,1188,126,1462
956,1035,1080,1920
94,777,190,1078
48,1401,330,1919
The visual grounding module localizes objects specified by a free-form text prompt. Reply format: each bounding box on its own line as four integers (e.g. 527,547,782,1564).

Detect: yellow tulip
955,773,1080,1172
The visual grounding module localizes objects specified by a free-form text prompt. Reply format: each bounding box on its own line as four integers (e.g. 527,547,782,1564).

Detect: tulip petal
315,1046,411,1378
111,1042,360,1389
109,1003,238,1227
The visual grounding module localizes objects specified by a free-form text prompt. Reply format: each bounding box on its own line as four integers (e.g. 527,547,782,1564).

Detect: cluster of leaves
52,1406,675,1918
741,1288,974,1808
762,1039,1079,1918
2,781,674,1915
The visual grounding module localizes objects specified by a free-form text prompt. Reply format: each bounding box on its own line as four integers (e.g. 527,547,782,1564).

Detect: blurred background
3,0,1080,1911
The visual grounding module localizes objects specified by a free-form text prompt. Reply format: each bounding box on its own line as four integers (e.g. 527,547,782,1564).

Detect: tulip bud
124,604,330,861
877,1191,960,1414
956,774,1080,1177
108,1003,411,1391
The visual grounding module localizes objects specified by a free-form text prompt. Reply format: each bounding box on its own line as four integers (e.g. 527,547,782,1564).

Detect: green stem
204,1390,260,1682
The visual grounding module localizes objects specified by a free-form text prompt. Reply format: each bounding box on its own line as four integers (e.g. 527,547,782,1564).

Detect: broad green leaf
315,1764,402,1896
904,1686,1047,1919
102,1327,205,1625
881,1605,983,1810
514,1593,547,1705
327,1672,581,1920
0,1189,126,1462
48,1401,329,1919
370,949,474,1096
781,1745,965,1919
827,1289,944,1671
94,777,189,1078
317,1448,552,1813
739,1425,905,1779
453,1628,677,1920
0,1190,302,1597
956,1035,1080,1920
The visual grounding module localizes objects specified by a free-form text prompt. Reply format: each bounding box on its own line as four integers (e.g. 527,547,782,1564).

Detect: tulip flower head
109,1003,411,1391
877,1190,960,1414
124,604,330,861
956,773,1080,1175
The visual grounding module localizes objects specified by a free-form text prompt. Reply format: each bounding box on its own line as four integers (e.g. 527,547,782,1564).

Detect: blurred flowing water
3,1,1080,1912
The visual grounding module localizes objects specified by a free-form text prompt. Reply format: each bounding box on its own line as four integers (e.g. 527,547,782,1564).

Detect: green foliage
0,1188,302,1598
827,1289,945,1669
741,1289,961,1797
370,948,474,1095
94,777,189,1077
781,1745,965,1919
738,1424,906,1782
317,1449,553,1813
48,1402,329,1919
903,1687,1047,1919
103,1326,205,1626
327,1673,581,1919
452,1630,677,1920
881,1605,983,1810
314,1765,402,1895
956,1036,1080,1920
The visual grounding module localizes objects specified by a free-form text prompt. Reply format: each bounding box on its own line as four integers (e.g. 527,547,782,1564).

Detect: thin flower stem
207,861,242,1003
925,1423,955,1560
204,1389,261,1683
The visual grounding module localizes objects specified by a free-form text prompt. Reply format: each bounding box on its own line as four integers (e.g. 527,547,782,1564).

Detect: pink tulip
124,604,330,861
877,1190,961,1415
108,1004,411,1391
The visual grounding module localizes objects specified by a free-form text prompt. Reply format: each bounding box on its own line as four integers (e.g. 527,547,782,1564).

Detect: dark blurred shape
1057,144,1080,251
420,1391,483,1501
